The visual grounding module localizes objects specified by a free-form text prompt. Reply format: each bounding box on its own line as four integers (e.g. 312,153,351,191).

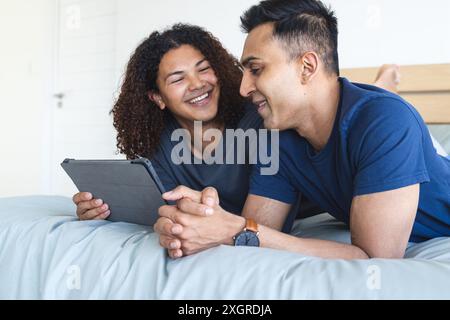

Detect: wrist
222,212,246,246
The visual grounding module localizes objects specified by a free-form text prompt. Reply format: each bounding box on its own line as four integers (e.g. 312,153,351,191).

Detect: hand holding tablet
61,158,167,226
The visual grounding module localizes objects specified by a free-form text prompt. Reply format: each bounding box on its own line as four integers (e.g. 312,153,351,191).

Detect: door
50,0,122,197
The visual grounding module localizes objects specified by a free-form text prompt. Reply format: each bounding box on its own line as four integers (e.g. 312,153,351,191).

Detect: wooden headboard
341,64,450,124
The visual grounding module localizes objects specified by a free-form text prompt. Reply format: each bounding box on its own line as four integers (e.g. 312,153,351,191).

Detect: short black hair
241,0,339,75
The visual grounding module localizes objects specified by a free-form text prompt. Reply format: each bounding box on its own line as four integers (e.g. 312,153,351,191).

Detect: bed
1,195,450,300
1,64,449,300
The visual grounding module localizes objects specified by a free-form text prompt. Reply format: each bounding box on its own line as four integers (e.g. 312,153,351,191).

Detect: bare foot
374,64,401,93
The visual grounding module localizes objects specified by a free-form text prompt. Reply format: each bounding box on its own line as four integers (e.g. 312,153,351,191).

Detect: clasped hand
155,186,244,259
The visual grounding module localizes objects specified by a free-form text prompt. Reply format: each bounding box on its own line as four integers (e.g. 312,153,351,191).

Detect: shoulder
348,96,424,134
339,79,425,135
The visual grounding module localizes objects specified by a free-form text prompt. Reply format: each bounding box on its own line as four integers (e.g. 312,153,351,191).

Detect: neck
295,76,340,153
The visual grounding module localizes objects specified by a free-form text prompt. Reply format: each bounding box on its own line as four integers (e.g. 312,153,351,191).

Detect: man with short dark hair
156,0,450,260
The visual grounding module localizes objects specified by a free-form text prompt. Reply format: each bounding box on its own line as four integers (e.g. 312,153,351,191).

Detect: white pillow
430,133,448,157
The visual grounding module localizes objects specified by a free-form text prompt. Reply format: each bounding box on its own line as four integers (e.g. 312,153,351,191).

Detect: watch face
235,231,260,247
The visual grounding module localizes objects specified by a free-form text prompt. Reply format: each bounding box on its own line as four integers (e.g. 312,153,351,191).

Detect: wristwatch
233,218,260,247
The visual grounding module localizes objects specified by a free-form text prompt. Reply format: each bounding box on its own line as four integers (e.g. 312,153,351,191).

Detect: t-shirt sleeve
349,97,430,196
248,131,298,204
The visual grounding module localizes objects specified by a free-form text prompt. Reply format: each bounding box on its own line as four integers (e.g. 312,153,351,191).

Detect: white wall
0,0,56,197
115,0,450,73
328,0,450,68
115,0,260,78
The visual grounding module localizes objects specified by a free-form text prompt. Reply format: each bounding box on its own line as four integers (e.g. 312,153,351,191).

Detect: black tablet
61,158,167,226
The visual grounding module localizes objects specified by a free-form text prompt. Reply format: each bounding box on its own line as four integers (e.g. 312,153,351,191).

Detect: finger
168,249,183,259
169,223,183,235
158,205,180,222
201,187,220,207
177,198,214,217
73,192,93,205
162,186,201,203
160,235,181,250
76,198,104,216
159,205,194,227
154,217,172,235
80,203,109,220
155,217,183,236
78,208,96,220
92,210,111,220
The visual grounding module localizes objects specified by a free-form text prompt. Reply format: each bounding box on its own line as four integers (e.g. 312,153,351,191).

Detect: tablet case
61,158,167,226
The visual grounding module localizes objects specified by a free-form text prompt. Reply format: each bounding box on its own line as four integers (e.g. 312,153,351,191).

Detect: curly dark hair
111,23,246,159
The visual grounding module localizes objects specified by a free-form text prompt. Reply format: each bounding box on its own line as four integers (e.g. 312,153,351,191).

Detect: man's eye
250,68,261,76
199,66,211,72
171,78,183,84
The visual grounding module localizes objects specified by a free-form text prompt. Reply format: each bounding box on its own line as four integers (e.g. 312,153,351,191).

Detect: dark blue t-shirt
249,78,450,243
147,104,316,232
149,104,262,215
146,101,323,234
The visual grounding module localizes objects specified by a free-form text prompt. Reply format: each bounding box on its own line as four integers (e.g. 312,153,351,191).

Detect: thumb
162,185,202,203
201,187,220,207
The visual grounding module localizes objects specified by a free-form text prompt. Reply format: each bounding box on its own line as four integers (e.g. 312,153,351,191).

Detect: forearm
258,225,369,259
222,214,369,259
241,195,292,231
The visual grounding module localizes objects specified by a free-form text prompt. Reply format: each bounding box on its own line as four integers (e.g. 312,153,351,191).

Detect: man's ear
299,52,319,84
148,91,166,110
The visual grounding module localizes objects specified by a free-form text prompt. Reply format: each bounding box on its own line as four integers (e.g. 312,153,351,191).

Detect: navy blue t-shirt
148,104,262,215
147,104,316,232
249,78,450,243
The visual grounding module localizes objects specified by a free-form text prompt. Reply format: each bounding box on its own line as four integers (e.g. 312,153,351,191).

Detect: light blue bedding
1,196,449,300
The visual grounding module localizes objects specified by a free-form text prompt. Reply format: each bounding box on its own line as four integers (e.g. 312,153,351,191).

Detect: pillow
430,132,449,157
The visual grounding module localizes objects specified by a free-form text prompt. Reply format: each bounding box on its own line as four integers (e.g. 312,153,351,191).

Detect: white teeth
259,101,267,107
189,93,209,104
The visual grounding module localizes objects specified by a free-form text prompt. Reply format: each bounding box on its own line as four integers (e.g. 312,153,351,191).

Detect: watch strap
245,218,258,233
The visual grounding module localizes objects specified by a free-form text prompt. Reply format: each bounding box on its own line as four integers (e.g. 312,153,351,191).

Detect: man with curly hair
156,0,450,260
71,22,403,253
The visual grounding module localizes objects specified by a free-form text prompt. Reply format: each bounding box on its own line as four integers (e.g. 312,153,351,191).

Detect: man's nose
240,71,255,98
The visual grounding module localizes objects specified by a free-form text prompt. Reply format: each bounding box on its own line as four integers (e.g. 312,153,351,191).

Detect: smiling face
151,44,221,128
239,23,308,130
